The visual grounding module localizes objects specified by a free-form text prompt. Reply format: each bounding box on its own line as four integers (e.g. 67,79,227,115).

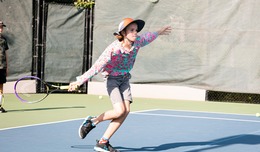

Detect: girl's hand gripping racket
14,76,70,104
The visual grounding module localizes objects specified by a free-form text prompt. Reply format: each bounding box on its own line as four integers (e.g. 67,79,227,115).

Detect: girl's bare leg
93,100,130,139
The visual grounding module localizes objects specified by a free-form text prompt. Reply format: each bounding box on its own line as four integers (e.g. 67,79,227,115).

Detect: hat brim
133,19,145,32
114,19,145,36
116,19,145,34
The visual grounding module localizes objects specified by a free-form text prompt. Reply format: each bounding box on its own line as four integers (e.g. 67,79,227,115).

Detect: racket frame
14,76,69,104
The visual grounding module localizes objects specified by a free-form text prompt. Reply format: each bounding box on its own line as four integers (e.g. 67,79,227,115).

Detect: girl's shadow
116,134,260,151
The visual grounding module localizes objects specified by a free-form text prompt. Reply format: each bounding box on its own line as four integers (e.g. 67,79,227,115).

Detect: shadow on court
6,106,85,113
114,134,260,152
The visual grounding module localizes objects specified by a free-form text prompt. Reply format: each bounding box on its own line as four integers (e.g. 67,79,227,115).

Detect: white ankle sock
0,95,2,105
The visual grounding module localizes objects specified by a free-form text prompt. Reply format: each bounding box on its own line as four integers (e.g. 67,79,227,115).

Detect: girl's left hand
158,26,172,35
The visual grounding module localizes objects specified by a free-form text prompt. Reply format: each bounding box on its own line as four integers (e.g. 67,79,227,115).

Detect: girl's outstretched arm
157,26,172,35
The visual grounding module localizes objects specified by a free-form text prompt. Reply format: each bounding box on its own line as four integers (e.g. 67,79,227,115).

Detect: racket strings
15,78,48,103
14,76,70,103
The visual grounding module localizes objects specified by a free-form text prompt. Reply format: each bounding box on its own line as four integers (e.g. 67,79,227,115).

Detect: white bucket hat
113,18,145,36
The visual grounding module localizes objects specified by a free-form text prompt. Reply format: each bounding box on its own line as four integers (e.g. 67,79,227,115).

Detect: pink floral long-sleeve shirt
76,32,158,85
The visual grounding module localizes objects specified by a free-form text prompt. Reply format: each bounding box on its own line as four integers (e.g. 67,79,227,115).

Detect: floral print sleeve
76,44,113,85
136,32,158,47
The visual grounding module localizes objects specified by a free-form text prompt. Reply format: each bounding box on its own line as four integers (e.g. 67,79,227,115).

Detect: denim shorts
106,73,132,104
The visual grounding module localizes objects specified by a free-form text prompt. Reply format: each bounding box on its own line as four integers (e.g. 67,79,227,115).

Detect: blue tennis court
1,109,260,152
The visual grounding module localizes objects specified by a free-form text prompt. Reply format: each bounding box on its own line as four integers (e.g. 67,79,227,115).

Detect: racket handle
60,86,70,90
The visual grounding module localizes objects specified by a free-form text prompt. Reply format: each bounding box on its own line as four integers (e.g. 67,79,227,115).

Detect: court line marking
134,109,255,117
131,109,160,113
161,109,255,116
0,118,83,131
0,109,159,131
132,111,260,123
1,109,259,131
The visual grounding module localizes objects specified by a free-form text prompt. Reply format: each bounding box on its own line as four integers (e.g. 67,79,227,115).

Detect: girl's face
123,23,138,42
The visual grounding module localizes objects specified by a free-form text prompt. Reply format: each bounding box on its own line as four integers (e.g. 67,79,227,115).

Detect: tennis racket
14,76,70,104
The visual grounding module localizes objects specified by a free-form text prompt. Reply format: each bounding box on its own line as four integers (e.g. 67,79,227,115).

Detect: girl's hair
115,32,124,42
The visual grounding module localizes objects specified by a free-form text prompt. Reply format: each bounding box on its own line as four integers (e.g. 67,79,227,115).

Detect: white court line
0,118,83,131
132,112,260,123
161,109,255,116
131,109,160,114
0,109,158,131
1,109,259,131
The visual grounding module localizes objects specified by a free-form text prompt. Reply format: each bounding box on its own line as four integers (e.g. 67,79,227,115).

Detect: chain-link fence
206,91,260,104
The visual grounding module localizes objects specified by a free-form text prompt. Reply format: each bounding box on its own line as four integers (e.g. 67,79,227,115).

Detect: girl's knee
113,101,130,118
114,108,128,118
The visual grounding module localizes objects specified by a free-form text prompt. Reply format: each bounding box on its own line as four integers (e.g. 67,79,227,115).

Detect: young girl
69,18,171,152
